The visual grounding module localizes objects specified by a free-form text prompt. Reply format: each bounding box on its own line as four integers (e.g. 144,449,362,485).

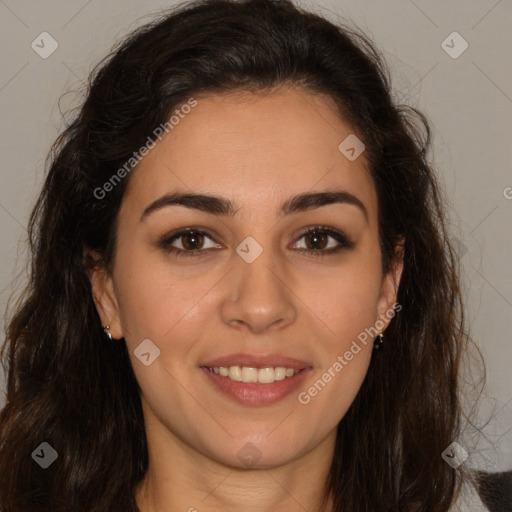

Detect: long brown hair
0,0,481,510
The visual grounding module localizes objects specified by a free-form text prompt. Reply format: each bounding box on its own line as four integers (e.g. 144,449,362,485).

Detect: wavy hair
0,0,481,510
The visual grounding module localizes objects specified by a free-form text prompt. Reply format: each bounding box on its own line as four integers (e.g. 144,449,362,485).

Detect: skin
89,86,403,512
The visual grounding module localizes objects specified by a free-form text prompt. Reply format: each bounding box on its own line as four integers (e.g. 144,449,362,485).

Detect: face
90,86,402,469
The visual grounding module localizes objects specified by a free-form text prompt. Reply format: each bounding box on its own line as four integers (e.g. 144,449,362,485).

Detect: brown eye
180,231,205,250
303,230,329,251
292,226,355,257
158,225,354,259
158,228,221,257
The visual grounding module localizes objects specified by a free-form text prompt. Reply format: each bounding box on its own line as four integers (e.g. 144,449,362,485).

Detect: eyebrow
140,189,368,222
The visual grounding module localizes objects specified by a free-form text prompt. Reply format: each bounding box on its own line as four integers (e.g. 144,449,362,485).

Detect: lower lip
201,366,312,406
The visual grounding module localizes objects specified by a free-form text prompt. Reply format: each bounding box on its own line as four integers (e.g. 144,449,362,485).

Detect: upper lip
200,353,312,370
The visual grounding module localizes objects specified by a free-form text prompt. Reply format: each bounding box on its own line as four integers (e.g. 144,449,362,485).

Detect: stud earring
374,332,384,349
103,325,112,340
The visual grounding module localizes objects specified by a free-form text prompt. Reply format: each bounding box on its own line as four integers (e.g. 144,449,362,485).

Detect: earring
374,332,384,350
103,325,112,340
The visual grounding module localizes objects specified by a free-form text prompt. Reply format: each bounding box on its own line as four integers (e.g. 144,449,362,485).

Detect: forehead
123,87,377,221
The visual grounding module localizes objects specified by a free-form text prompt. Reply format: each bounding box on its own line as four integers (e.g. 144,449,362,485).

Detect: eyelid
157,224,354,257
158,226,221,252
291,224,354,251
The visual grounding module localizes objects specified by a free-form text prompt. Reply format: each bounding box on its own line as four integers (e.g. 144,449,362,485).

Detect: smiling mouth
205,365,302,384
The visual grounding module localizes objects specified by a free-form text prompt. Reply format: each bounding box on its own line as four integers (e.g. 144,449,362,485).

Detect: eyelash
158,225,355,259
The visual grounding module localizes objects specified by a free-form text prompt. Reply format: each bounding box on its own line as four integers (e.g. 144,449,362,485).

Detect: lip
200,352,311,370
201,365,313,406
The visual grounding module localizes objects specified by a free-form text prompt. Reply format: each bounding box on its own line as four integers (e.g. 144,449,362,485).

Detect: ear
84,249,123,340
376,237,404,332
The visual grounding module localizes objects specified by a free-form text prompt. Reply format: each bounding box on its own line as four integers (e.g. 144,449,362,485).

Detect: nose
219,246,297,335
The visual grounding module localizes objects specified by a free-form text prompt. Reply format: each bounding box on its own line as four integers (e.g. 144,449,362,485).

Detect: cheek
302,260,382,347
324,349,372,420
113,247,205,342
297,331,373,430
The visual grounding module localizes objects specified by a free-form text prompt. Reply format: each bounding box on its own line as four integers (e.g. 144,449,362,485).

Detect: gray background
0,0,511,471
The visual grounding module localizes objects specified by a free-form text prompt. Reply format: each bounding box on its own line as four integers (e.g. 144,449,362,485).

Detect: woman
0,0,492,510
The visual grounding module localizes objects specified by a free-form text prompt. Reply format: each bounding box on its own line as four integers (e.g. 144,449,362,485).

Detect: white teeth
258,367,275,383
241,367,258,383
209,365,300,383
229,366,242,381
274,367,287,381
